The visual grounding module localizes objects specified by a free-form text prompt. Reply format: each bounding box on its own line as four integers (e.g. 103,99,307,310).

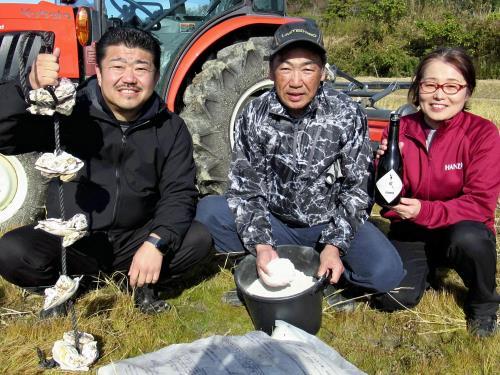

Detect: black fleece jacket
0,76,197,252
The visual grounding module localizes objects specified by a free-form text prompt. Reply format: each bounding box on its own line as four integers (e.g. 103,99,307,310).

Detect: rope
18,32,55,103
18,31,81,355
18,33,33,102
53,93,80,357
68,300,80,351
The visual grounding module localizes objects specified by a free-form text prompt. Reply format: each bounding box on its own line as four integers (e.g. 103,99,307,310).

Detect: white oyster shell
35,214,87,247
52,331,98,371
27,78,77,116
43,275,82,311
35,151,83,182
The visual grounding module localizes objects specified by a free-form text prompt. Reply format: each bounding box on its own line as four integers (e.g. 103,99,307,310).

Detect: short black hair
96,27,161,70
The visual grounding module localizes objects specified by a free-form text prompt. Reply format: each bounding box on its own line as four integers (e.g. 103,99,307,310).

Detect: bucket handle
311,270,330,294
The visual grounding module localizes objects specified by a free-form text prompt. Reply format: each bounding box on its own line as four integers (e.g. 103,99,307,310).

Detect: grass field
0,80,499,374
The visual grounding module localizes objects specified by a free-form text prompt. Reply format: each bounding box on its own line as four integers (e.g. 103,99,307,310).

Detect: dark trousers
195,195,405,293
373,221,499,319
0,221,213,290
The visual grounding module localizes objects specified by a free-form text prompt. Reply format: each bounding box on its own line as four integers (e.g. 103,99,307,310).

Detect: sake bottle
375,113,403,206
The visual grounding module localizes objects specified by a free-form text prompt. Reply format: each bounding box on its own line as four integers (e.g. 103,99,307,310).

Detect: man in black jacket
0,27,212,315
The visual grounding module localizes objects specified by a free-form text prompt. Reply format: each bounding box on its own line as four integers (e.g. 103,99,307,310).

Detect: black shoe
467,316,497,337
323,285,359,312
39,303,68,319
221,288,245,307
134,286,171,314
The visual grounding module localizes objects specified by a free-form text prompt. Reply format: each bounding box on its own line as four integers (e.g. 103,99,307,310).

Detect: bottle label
376,169,403,204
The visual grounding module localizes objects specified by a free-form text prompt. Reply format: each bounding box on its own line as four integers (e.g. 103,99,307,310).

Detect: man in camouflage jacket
196,21,404,298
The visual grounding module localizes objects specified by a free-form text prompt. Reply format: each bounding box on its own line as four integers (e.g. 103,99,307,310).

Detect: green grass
1,80,499,374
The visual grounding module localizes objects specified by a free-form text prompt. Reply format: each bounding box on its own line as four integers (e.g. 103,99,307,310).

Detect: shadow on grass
428,268,468,310
83,294,118,318
158,252,227,300
66,251,232,314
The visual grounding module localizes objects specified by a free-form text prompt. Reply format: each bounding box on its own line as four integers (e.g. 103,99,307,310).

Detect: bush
357,41,419,77
363,0,407,25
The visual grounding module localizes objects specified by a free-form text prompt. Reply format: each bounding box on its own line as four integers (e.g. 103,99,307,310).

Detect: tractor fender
166,15,301,112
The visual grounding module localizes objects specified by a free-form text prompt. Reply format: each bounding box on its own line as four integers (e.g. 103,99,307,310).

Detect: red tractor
0,0,411,231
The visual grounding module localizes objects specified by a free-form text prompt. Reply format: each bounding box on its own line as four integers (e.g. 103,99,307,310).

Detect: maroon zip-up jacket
380,110,500,233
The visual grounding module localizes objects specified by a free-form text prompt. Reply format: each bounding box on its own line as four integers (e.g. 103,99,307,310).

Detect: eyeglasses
419,81,467,95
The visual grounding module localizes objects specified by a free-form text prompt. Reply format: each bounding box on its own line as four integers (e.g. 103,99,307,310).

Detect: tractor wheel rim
0,155,28,222
229,79,274,149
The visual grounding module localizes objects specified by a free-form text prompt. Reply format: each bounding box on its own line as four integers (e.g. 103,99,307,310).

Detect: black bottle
375,113,403,206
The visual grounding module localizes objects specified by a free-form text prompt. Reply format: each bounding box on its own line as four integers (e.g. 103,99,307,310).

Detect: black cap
269,20,326,59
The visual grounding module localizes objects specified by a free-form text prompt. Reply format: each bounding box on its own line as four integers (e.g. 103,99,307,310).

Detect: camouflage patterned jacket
226,82,372,255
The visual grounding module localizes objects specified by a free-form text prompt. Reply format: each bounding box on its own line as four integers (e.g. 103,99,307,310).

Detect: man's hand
128,240,164,288
29,48,61,89
391,197,421,219
255,244,279,283
317,244,344,284
375,138,404,159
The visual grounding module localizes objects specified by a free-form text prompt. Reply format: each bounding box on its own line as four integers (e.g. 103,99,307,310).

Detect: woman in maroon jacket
374,47,500,337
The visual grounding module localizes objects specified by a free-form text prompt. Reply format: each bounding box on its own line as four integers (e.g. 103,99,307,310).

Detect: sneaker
467,316,497,337
323,285,359,312
39,303,68,319
221,289,245,307
134,286,171,314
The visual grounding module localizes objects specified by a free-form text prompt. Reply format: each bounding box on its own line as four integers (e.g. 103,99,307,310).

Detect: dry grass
1,225,498,374
0,80,499,374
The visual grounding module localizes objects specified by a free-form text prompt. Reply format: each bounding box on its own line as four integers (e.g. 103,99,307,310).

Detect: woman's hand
375,139,405,159
392,197,421,219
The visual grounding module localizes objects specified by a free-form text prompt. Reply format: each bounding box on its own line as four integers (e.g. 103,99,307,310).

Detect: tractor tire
180,37,274,196
0,153,48,234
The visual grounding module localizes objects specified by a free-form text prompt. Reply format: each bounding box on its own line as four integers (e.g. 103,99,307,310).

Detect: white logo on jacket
444,162,463,171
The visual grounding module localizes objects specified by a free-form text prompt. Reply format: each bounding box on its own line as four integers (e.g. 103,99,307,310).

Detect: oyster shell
52,331,98,371
43,275,82,311
35,151,83,182
27,78,77,116
35,214,87,247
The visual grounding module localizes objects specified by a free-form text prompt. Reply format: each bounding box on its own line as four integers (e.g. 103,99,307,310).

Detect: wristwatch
145,235,168,255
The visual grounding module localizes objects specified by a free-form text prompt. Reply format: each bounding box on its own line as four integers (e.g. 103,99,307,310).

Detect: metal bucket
234,245,322,335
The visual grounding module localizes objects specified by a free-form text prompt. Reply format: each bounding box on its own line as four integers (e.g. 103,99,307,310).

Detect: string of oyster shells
35,214,88,247
27,73,97,370
35,151,83,181
27,78,76,116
